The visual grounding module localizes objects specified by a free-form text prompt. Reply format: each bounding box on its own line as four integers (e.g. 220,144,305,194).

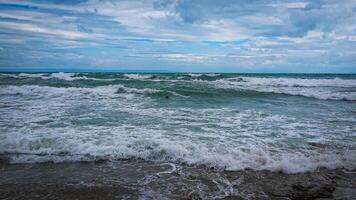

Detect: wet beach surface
1,159,355,200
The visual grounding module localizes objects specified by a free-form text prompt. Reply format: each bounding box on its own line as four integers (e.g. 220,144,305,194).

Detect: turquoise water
0,73,355,173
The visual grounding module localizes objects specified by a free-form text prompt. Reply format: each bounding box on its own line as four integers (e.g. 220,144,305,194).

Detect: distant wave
210,77,356,101
123,74,155,79
188,73,221,77
0,72,114,81
18,72,90,81
115,85,188,98
1,73,356,101
0,84,188,99
222,77,356,88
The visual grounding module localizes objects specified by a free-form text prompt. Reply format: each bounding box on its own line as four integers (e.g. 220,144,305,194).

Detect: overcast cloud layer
0,0,355,72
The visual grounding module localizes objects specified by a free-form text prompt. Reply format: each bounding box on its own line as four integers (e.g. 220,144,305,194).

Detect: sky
0,0,355,73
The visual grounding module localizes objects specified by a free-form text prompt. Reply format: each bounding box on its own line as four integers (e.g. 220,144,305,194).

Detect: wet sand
0,158,355,200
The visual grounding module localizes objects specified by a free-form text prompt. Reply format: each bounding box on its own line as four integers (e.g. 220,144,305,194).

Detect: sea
1,72,356,199
0,72,355,173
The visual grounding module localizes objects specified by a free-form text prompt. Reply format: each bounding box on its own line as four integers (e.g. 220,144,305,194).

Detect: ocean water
0,72,355,173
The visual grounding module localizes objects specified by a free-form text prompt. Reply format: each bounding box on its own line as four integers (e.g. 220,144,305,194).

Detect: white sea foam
110,74,356,100
8,72,108,81
188,73,220,77
49,72,84,81
188,73,203,77
123,74,153,79
206,73,221,77
1,124,354,173
17,72,79,80
115,85,188,97
0,84,188,101
0,85,116,97
228,77,356,88
0,73,24,78
18,73,48,79
210,77,356,100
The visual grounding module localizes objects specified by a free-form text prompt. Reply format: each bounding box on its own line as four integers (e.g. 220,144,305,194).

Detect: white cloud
271,2,308,9
154,53,212,62
0,21,93,39
199,19,252,41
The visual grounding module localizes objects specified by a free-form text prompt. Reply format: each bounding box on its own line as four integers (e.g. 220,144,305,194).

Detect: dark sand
0,158,355,200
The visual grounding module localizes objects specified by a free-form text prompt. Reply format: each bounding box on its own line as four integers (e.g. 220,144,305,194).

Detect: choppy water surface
0,72,355,173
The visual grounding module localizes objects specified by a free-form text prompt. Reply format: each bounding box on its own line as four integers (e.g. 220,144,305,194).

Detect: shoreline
1,159,355,199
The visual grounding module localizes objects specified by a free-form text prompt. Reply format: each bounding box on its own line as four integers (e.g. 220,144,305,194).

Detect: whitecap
210,77,356,100
123,74,153,79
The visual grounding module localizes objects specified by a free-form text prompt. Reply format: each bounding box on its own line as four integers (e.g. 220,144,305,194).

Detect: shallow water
0,160,355,199
0,73,355,173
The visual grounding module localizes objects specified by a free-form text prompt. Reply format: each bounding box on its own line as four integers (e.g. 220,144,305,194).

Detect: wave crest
211,77,356,101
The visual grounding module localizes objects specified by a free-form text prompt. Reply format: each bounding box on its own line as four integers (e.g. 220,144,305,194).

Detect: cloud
0,21,93,39
154,53,212,62
0,0,355,72
270,2,308,9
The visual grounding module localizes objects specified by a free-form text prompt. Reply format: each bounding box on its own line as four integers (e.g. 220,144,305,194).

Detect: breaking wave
0,73,355,173
210,77,356,101
0,72,114,81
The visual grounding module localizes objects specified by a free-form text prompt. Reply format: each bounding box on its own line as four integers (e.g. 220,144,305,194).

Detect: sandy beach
1,158,355,200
